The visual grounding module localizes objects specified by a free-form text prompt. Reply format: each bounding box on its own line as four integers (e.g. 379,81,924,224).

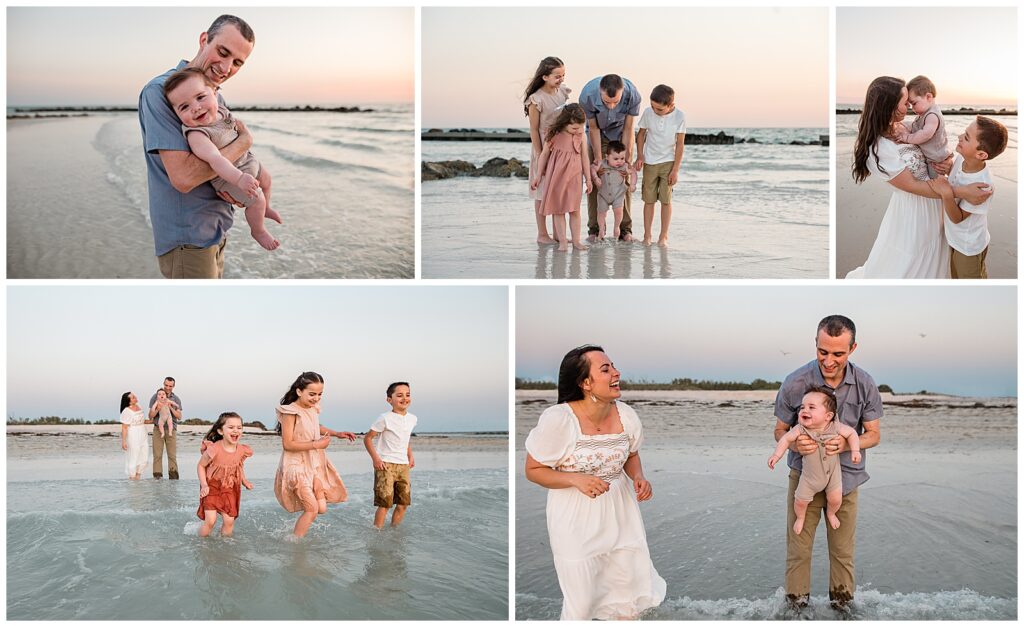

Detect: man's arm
829,419,880,454
622,115,636,162
160,119,253,194
775,418,817,456
588,117,603,165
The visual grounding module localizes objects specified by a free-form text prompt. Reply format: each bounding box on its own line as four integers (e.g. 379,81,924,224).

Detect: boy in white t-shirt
363,382,417,528
635,84,686,247
927,116,1008,279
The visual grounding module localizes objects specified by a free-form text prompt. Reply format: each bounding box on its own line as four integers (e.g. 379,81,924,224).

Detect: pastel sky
6,7,414,106
423,7,828,128
837,7,1018,106
7,287,508,432
517,286,1017,398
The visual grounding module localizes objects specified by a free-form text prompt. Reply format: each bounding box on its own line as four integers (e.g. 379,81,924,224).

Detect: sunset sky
6,7,414,106
517,286,1017,398
423,7,828,128
7,287,508,432
837,7,1017,107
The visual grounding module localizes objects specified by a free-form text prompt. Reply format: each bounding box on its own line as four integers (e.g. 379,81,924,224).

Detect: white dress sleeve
120,408,134,425
618,402,644,453
525,404,578,468
867,137,906,181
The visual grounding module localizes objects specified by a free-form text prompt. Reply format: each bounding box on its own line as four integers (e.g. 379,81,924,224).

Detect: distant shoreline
7,105,379,119
837,107,1017,116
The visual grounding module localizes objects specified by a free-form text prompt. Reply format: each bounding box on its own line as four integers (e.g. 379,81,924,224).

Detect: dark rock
471,157,529,178
421,159,476,181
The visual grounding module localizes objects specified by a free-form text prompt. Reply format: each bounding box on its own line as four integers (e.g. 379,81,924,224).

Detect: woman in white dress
524,345,666,620
120,392,150,480
846,76,992,278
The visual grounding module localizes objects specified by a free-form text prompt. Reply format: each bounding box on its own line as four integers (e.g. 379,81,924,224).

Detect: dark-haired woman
846,76,992,278
119,392,150,480
273,372,357,538
524,346,665,620
525,56,571,245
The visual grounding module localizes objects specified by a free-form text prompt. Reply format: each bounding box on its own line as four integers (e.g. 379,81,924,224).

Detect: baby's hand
768,454,780,469
851,451,862,464
199,485,209,498
237,172,260,198
243,480,254,490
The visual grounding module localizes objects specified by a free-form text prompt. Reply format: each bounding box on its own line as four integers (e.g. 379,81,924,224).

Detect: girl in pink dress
273,372,357,538
524,56,572,245
531,103,593,252
197,412,254,537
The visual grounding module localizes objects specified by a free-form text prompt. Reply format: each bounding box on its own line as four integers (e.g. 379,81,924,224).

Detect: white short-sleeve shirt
944,155,992,256
638,107,686,165
369,411,417,464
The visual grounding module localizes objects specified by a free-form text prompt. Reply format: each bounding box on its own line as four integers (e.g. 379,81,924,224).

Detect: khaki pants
587,136,632,237
158,238,226,279
786,470,858,605
950,247,987,279
153,428,178,477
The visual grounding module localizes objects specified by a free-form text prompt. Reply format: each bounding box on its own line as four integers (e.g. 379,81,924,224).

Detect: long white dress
121,407,149,477
845,137,950,279
525,402,666,620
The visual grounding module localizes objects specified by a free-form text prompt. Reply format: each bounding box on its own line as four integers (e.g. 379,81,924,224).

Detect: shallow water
7,466,507,620
7,107,414,279
515,392,1017,620
422,128,828,279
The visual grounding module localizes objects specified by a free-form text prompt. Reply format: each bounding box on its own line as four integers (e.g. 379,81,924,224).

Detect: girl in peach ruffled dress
274,371,357,538
531,103,593,252
197,412,254,537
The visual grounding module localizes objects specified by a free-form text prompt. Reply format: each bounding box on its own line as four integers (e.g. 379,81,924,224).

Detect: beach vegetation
515,377,783,391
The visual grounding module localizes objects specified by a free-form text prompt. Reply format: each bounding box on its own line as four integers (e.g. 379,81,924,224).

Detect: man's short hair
164,376,176,384
606,140,626,155
387,381,410,397
907,75,936,97
650,84,674,105
162,67,214,98
817,315,856,346
599,74,624,96
975,115,1008,160
207,14,255,44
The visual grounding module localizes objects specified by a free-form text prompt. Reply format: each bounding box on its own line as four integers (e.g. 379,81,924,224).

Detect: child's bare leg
535,201,556,244
243,194,280,251
613,205,624,240
199,510,218,537
257,167,282,224
825,489,843,529
597,208,609,240
642,202,656,246
293,484,319,537
569,210,589,251
793,498,811,535
374,506,389,529
391,504,408,527
657,202,672,247
221,513,236,537
293,508,318,538
158,418,165,437
552,214,568,252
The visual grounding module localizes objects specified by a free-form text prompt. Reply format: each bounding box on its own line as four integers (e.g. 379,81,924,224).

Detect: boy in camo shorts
363,382,417,528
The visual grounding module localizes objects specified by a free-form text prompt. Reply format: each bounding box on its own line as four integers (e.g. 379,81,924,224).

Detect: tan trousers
158,238,226,279
950,246,988,279
152,428,178,477
587,136,632,237
786,469,858,605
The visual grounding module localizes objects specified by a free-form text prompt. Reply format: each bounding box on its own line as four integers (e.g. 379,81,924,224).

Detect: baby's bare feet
252,229,280,251
265,206,283,224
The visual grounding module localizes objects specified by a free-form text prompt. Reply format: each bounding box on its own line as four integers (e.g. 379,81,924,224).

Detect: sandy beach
836,115,1018,278
515,390,1016,620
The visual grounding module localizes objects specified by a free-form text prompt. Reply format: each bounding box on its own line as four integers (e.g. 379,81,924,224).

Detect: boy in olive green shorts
635,84,687,247
363,382,417,528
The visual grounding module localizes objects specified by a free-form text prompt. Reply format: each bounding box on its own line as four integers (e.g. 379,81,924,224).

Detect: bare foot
658,237,669,247
586,234,597,243
642,238,652,246
536,235,557,245
572,241,590,251
621,233,634,243
252,229,280,251
793,518,805,535
265,207,283,224
557,241,569,252
598,229,606,240
827,512,841,529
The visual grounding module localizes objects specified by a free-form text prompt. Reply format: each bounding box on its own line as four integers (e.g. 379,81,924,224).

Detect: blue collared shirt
774,359,883,494
578,76,642,141
138,60,234,256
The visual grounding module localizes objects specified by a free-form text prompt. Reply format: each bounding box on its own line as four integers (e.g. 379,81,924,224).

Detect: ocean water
422,128,828,279
7,437,507,620
7,106,414,278
515,391,1017,620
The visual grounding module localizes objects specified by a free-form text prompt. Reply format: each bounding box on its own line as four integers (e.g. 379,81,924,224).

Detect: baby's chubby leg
257,167,282,225
793,498,811,535
825,489,843,529
612,205,624,240
597,208,609,240
244,193,280,251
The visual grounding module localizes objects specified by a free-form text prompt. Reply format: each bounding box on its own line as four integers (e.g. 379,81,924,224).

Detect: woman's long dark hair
545,103,585,143
852,76,905,184
204,412,242,443
523,56,564,116
119,392,132,414
276,371,324,434
557,345,604,404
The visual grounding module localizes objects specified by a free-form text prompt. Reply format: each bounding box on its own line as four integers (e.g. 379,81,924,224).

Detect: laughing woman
524,345,666,620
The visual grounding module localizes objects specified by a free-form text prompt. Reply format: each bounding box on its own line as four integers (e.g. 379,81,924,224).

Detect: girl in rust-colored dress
273,372,357,538
197,412,254,537
531,103,593,252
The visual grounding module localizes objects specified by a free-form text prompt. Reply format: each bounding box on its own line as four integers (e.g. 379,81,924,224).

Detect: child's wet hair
650,84,674,105
204,412,243,443
387,381,410,398
545,103,586,143
607,140,626,156
804,386,837,417
276,372,325,434
975,115,1008,160
906,75,936,98
162,66,216,99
